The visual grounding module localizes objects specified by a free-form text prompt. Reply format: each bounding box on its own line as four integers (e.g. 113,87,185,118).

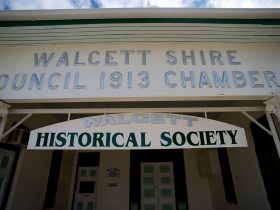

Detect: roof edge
0,8,280,21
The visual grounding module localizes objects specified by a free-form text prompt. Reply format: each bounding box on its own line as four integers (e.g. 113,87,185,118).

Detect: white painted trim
9,107,265,115
0,8,279,21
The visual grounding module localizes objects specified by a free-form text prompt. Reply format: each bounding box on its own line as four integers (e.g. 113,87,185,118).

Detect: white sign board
0,43,279,102
28,113,247,150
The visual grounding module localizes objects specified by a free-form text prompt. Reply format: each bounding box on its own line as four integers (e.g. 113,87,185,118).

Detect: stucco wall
52,151,77,210
207,112,270,210
96,150,130,210
184,149,213,210
6,149,52,210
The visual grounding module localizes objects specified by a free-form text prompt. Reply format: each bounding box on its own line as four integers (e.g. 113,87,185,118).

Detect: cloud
208,0,280,8
0,0,280,10
0,0,96,10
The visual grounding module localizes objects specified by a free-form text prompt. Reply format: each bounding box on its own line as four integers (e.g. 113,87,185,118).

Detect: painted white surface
7,149,52,210
53,151,77,210
184,149,213,210
96,150,130,210
0,43,279,102
28,113,247,150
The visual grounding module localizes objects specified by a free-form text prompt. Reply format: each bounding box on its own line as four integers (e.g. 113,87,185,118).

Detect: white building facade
0,8,279,210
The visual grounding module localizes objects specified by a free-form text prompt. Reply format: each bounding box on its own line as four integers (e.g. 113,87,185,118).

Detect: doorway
73,152,100,210
141,162,176,210
73,167,98,210
130,149,188,210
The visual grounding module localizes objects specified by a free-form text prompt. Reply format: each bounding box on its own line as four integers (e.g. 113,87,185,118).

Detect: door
141,162,176,210
0,148,15,208
73,167,98,210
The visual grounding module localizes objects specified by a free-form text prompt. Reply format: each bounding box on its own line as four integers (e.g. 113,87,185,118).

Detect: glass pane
87,202,94,210
79,181,95,193
131,203,138,210
0,156,9,169
144,166,154,173
144,188,155,198
160,165,171,173
144,204,155,210
161,189,172,197
161,177,171,185
77,202,83,210
90,170,96,177
144,177,154,185
81,170,86,177
162,204,173,210
178,202,187,210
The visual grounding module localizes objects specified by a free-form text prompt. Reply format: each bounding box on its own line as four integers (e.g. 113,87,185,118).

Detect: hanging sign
27,113,247,150
0,43,279,102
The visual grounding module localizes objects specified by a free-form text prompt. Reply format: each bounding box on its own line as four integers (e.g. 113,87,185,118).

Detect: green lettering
205,131,216,145
186,131,199,146
49,133,56,147
56,132,67,147
199,131,206,145
35,132,49,147
105,133,111,147
112,133,124,147
78,132,91,147
227,130,238,144
92,133,105,147
160,132,172,147
67,132,78,147
141,132,151,147
216,131,227,145
173,132,186,146
125,133,138,147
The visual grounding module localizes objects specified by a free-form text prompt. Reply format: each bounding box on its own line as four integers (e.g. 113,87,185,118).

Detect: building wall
3,112,271,210
96,150,130,210
184,149,213,210
207,112,270,210
52,151,77,210
6,149,52,210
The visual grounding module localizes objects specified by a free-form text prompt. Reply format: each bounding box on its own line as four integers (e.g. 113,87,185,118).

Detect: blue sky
0,0,280,10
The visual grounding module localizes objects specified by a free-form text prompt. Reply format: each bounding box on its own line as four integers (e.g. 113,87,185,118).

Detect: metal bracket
1,113,32,140
0,101,10,116
241,111,272,136
264,93,280,121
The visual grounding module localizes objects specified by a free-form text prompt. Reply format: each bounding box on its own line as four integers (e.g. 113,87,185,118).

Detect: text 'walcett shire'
0,49,279,92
